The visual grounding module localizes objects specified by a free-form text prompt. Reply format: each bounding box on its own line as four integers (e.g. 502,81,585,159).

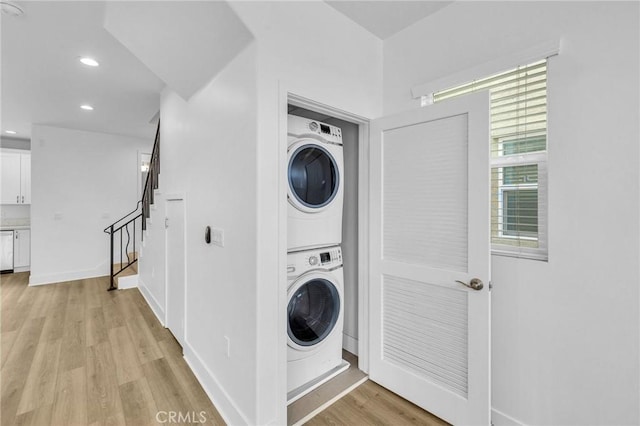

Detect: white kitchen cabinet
0,151,30,204
13,229,30,269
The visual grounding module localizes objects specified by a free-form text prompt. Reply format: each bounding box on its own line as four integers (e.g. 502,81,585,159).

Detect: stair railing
104,121,160,291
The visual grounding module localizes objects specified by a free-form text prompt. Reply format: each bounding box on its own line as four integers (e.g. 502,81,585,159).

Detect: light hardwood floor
307,380,449,426
2,272,447,426
0,272,224,426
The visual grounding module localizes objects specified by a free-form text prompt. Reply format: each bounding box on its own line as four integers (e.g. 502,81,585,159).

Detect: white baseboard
137,278,165,326
492,408,526,426
117,273,138,290
29,263,108,286
183,341,250,426
342,333,358,356
14,266,30,273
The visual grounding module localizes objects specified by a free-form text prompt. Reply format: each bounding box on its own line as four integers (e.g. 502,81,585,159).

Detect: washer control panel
287,114,343,145
287,245,342,278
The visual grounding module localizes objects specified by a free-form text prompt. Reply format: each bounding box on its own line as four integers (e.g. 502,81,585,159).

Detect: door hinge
165,218,169,229
489,281,493,291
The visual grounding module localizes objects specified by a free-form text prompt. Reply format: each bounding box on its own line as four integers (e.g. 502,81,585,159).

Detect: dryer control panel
287,114,343,146
287,245,342,278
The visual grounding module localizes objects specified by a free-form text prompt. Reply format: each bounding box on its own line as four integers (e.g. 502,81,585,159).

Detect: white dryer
288,115,344,252
287,245,347,402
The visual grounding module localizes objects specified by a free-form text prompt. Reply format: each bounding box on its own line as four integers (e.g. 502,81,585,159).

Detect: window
434,60,548,260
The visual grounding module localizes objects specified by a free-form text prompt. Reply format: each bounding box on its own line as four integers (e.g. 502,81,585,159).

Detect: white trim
356,118,370,374
492,407,526,426
137,277,166,326
28,263,108,286
411,39,561,99
342,333,358,356
288,93,370,124
183,341,251,426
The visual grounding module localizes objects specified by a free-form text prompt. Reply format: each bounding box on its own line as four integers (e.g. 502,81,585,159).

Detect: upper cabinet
0,151,31,204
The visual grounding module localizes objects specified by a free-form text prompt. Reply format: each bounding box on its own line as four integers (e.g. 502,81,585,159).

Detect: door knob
455,278,484,291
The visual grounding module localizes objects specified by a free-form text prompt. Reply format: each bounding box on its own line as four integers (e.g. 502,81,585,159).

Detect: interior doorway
284,96,371,425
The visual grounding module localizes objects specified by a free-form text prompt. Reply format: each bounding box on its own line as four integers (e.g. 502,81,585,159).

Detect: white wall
383,2,639,425
229,2,382,424
104,1,252,101
30,125,150,285
139,3,382,424
140,43,259,425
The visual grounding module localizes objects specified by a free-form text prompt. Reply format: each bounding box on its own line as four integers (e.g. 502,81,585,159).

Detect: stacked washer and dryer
286,115,349,403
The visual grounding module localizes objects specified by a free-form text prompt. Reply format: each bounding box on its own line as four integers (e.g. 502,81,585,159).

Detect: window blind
434,60,548,260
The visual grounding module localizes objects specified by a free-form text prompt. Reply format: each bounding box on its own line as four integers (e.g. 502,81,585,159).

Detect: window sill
491,248,548,262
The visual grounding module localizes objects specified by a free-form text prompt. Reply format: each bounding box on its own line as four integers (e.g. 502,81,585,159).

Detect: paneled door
369,93,491,425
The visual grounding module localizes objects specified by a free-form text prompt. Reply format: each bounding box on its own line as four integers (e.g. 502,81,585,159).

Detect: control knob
309,256,319,266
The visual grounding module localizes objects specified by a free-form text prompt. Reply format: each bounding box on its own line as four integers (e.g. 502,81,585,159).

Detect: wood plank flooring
306,380,449,426
2,272,448,426
0,272,224,426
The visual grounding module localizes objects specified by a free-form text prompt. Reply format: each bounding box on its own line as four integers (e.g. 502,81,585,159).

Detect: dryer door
288,140,339,213
287,274,341,350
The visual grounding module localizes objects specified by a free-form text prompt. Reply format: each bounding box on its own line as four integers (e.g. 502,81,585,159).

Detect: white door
369,93,491,425
166,199,186,347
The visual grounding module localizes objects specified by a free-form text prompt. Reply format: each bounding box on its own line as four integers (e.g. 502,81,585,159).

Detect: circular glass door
288,278,340,347
288,144,339,209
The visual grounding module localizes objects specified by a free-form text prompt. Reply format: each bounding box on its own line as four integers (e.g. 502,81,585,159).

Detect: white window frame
490,150,548,260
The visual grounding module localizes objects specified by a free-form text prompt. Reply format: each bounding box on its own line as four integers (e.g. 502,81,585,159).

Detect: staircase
104,121,160,291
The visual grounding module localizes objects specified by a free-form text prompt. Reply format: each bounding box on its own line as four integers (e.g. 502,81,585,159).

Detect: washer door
287,275,341,350
288,140,339,213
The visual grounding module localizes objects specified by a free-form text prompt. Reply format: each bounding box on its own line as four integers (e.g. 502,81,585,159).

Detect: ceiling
1,1,165,140
325,1,452,40
0,1,451,142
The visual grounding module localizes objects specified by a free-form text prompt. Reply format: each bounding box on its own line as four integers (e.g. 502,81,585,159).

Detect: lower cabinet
14,230,30,269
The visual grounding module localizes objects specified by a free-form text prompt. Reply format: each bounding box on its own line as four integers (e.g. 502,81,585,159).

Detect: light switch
211,228,224,247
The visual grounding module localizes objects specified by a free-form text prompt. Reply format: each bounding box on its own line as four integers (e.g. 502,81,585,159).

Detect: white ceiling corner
103,1,253,102
325,1,453,40
1,1,165,140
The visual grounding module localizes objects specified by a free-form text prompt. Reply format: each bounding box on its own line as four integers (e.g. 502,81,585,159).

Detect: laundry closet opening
285,104,367,424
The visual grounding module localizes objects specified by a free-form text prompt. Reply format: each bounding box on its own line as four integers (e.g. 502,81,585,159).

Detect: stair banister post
108,224,116,291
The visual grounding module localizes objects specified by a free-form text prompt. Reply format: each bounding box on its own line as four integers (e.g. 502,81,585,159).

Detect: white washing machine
287,245,348,403
288,115,344,252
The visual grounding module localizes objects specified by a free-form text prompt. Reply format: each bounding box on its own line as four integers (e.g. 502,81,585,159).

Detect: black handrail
106,120,160,291
104,200,142,234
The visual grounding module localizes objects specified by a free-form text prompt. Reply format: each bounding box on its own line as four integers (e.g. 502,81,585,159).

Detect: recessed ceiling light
5,130,17,134
80,105,94,111
79,57,99,67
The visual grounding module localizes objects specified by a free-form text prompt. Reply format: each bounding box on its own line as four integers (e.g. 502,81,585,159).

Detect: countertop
0,225,30,231
0,219,30,231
